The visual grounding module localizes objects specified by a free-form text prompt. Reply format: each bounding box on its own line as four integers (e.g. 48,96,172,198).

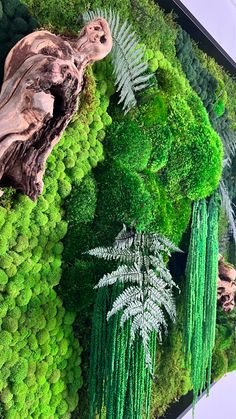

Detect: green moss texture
0,27,111,416
0,0,235,417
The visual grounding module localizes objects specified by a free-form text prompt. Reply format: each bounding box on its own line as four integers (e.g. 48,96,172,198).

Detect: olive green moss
150,300,192,417
211,309,236,381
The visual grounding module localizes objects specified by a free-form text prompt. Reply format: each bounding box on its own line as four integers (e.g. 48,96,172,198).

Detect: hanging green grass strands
135,337,145,417
145,331,157,418
203,193,219,394
112,316,127,419
88,287,109,419
184,200,208,405
105,285,122,419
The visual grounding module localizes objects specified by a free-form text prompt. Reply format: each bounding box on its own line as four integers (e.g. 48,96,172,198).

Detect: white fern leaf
144,301,167,326
145,270,169,290
83,8,153,113
120,301,143,326
114,224,135,249
86,246,137,262
145,290,176,322
88,225,179,372
107,286,142,320
95,264,142,288
149,240,171,256
157,235,183,254
149,256,172,278
130,313,143,340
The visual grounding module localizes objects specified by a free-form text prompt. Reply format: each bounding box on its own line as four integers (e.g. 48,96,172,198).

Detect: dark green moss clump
0,0,38,84
65,175,97,225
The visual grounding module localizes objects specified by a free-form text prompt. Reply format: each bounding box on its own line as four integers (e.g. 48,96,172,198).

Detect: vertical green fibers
184,195,219,409
203,193,219,394
89,286,157,419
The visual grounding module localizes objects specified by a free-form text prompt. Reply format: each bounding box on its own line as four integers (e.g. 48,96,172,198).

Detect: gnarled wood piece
218,255,236,312
0,18,112,200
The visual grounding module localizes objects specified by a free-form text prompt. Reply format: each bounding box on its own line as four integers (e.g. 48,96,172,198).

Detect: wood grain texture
0,18,112,200
218,255,236,311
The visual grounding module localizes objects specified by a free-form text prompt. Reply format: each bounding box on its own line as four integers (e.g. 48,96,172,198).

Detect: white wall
180,371,236,419
181,0,236,63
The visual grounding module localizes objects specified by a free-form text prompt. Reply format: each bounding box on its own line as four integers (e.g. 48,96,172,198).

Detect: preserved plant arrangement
87,225,181,417
83,9,153,113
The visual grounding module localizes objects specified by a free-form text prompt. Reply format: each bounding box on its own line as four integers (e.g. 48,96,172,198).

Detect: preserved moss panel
176,28,218,114
212,309,236,381
165,93,223,200
59,25,223,344
150,307,192,417
0,180,82,418
23,0,177,60
20,0,228,416
193,39,236,127
0,0,38,84
0,63,111,417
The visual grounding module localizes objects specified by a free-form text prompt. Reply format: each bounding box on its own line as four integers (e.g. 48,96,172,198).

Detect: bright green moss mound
94,160,191,243
105,121,152,172
95,162,153,231
164,93,223,200
138,91,168,128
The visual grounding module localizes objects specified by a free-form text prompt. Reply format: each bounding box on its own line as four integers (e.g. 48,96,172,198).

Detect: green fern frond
83,8,152,113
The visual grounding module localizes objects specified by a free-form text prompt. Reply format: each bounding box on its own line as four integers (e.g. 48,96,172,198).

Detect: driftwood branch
218,255,236,312
0,18,112,200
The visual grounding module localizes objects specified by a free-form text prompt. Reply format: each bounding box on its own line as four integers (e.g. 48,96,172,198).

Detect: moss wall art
0,0,235,418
